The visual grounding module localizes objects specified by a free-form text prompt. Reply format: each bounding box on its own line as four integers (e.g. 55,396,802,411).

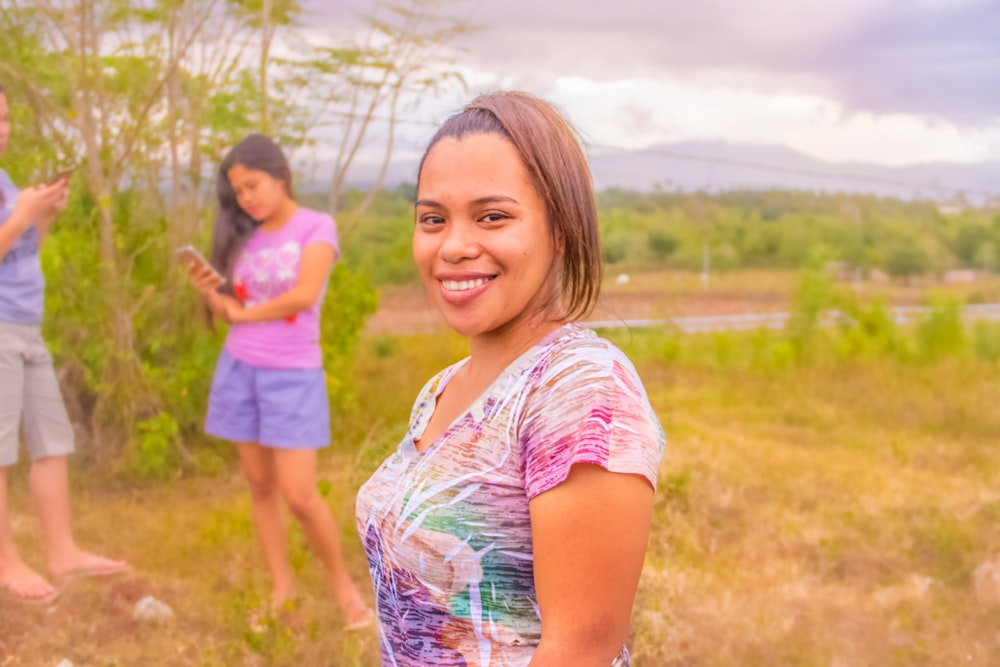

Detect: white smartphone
176,244,226,287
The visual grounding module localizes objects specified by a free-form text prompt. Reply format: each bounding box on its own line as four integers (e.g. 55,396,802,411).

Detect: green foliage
648,229,679,259
972,320,1000,362
787,262,836,359
608,268,998,372
321,263,378,413
337,184,418,285
833,297,904,360
134,411,179,479
339,186,997,287
915,295,965,362
885,242,931,279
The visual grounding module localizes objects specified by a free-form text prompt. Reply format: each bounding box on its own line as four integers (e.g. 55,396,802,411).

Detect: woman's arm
33,184,69,245
527,463,654,667
0,207,32,258
186,262,243,324
225,242,336,324
0,182,66,257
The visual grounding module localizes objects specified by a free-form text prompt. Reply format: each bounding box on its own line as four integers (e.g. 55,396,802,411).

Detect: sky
297,0,1000,168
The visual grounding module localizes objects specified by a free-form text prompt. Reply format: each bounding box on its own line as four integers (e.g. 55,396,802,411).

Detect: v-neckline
410,358,472,455
407,324,578,456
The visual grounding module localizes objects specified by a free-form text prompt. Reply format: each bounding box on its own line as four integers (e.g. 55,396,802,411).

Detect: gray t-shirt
0,168,44,324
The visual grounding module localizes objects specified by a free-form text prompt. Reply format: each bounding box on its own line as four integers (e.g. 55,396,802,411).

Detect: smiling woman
355,91,666,667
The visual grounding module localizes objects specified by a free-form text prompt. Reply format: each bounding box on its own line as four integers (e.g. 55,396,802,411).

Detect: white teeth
442,278,490,291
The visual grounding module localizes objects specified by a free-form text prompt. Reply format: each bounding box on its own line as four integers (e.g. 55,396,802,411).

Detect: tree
0,0,471,469
309,0,472,228
884,243,930,281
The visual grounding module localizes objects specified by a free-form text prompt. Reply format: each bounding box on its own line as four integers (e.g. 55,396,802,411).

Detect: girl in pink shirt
186,134,372,631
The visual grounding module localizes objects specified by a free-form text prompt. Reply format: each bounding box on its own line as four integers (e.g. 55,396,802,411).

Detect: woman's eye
481,213,507,223
419,214,445,225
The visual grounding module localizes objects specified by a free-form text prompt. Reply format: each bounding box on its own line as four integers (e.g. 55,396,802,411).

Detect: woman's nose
437,222,481,263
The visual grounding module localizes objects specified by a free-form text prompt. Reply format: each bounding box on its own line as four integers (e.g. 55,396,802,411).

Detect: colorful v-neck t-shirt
355,324,666,666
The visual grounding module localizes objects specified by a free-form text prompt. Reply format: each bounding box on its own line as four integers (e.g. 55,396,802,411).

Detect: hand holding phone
176,244,226,289
48,168,75,186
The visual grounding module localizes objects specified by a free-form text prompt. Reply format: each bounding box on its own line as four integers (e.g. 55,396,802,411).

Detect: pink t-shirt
224,207,339,368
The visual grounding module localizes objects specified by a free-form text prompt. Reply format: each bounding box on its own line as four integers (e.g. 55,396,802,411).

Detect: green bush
916,296,965,362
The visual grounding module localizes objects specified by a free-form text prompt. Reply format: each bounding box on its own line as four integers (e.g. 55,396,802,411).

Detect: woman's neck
465,316,566,387
259,198,299,232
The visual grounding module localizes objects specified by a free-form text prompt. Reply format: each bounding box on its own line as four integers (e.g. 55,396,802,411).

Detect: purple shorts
205,350,330,449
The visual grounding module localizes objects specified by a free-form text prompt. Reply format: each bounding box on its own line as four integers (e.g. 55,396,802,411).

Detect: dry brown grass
0,468,382,666
627,356,1000,667
4,271,1000,666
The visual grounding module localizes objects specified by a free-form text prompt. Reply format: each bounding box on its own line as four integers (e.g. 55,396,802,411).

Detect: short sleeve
301,210,340,260
517,341,666,500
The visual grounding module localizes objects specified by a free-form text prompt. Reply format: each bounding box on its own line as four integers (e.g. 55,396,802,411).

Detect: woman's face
413,132,561,341
0,94,10,160
226,163,288,224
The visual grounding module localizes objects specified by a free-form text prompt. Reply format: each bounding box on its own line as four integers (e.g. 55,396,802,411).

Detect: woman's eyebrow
472,195,519,206
415,195,519,208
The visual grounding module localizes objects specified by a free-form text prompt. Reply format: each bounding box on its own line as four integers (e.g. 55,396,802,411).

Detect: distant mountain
304,141,1000,204
585,141,1000,204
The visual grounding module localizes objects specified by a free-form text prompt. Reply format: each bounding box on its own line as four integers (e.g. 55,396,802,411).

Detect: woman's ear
555,232,566,257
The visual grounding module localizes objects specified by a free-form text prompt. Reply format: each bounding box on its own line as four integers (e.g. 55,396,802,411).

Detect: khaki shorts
0,321,75,466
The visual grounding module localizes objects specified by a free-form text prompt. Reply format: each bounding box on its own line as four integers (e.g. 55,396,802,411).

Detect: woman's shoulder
288,207,338,248
534,324,637,379
293,207,336,230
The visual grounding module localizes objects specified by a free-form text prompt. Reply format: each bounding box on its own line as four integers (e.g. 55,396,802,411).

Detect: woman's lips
437,275,495,305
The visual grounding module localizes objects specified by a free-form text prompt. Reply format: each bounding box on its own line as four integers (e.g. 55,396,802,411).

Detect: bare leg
275,448,371,626
0,466,57,600
238,442,294,605
31,455,127,579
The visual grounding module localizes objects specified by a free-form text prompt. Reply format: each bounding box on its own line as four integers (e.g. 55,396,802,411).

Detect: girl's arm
33,182,70,245
186,262,243,324
0,206,32,258
527,464,655,667
0,182,66,258
225,242,336,324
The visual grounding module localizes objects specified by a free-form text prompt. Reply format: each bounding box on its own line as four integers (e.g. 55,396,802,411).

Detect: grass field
2,271,999,666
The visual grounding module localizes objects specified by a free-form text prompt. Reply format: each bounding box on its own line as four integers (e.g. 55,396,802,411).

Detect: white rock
133,595,175,622
973,555,1000,606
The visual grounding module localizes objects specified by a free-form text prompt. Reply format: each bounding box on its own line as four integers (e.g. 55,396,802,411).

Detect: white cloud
295,0,1000,167
543,77,1000,165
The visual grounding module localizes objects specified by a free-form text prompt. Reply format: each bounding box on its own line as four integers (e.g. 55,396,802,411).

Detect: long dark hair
417,91,602,321
209,134,293,289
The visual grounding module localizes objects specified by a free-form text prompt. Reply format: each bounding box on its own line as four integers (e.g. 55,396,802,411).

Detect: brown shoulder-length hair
417,91,603,321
